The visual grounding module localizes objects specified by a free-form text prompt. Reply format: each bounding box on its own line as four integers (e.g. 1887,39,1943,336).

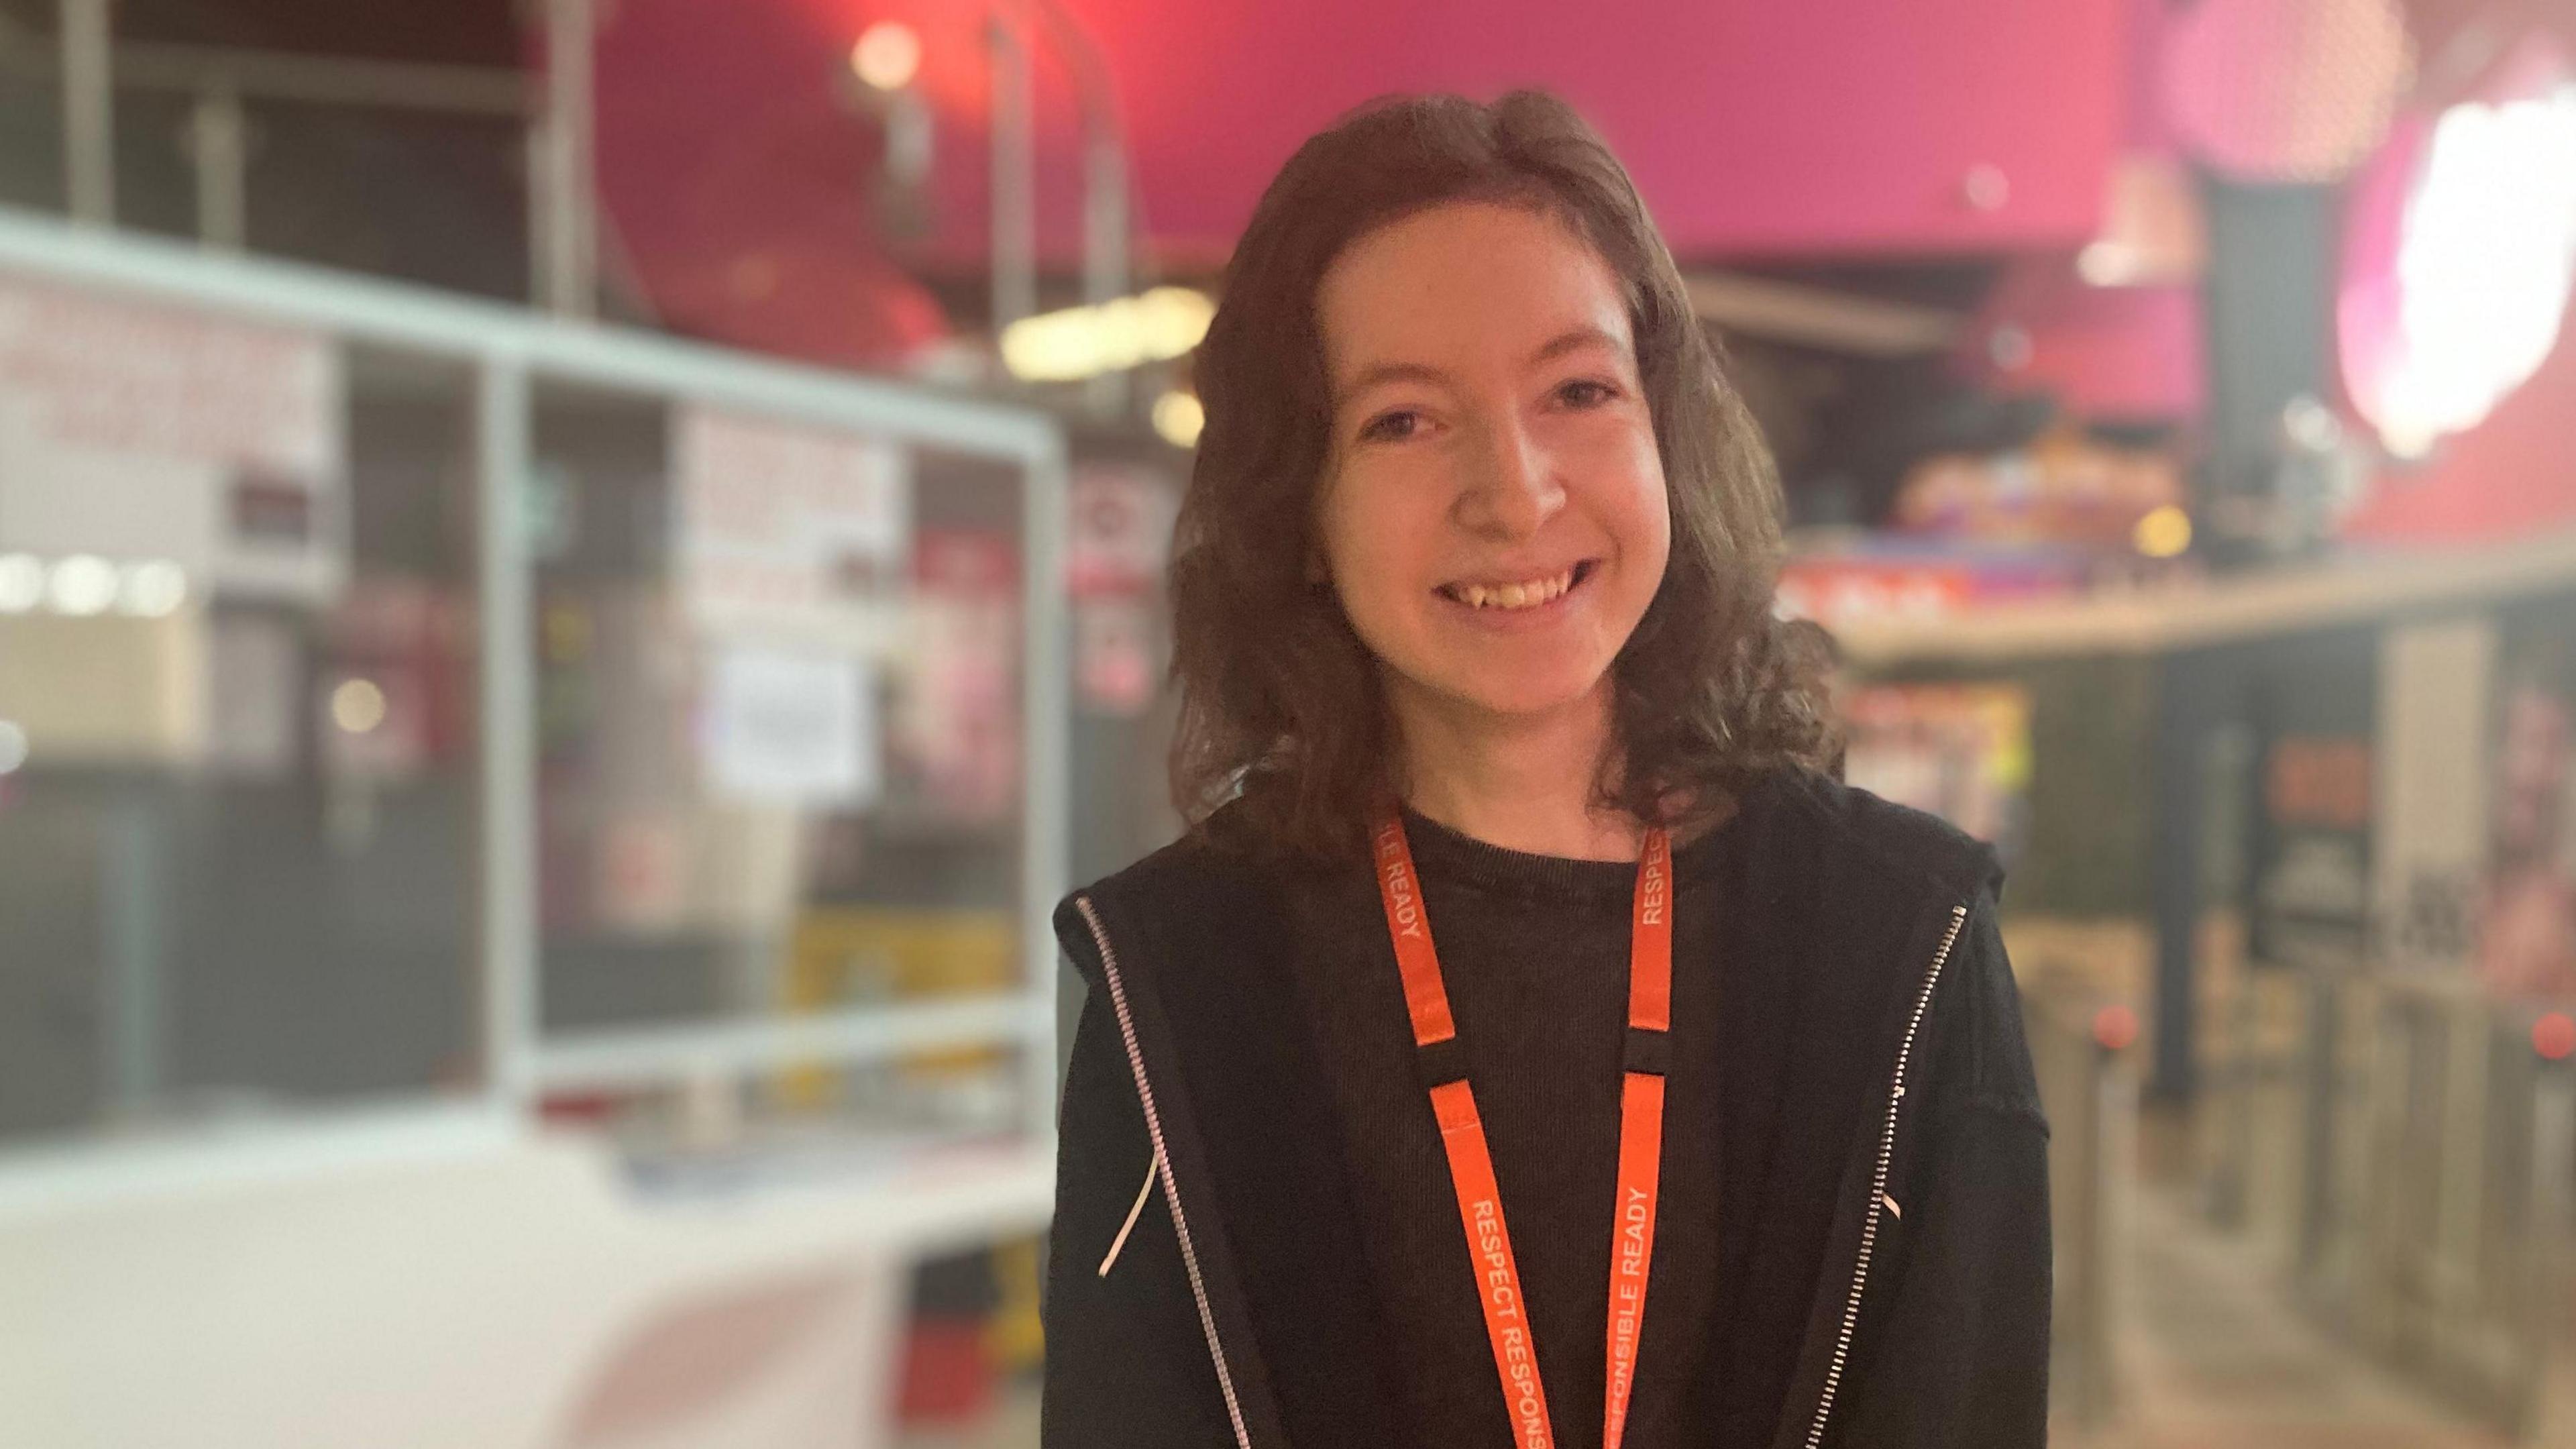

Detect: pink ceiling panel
614,0,2134,280
1065,0,2134,260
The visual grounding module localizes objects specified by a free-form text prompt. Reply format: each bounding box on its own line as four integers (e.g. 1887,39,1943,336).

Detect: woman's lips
1436,559,1595,611
1432,559,1599,627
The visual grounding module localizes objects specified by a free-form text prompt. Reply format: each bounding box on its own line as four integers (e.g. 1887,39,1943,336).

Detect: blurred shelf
1830,525,2576,667
535,994,1045,1095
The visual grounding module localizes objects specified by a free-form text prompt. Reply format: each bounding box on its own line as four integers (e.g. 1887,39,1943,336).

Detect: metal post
1042,0,1132,417
2433,992,2491,1370
475,358,539,1106
1067,64,1126,315
1020,434,1070,1144
1076,114,1128,414
523,114,553,310
2355,991,2407,1348
885,93,933,183
2295,965,2341,1285
987,7,1036,337
2148,657,2211,1102
537,0,596,319
2210,968,2259,1226
59,0,113,225
98,790,164,1118
2058,1014,2108,1424
2088,1028,2136,1426
184,81,248,250
2523,1053,2575,1442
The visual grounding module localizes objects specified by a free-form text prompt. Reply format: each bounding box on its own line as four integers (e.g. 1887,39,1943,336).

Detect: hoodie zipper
1802,900,1971,1449
1073,894,1257,1449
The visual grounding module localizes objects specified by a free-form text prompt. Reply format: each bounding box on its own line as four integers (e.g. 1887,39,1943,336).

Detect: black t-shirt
1283,806,1806,1449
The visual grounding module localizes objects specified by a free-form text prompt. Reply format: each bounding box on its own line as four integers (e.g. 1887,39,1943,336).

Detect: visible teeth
1450,568,1576,610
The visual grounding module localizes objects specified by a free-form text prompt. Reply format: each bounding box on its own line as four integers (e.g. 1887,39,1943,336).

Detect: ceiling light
851,22,922,93
331,679,388,735
1002,288,1216,382
1152,390,1205,449
119,560,188,617
0,555,40,613
2347,78,2576,453
2133,505,2194,559
46,555,117,616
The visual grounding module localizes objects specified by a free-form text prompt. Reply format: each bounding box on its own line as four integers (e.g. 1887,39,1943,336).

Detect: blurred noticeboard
1067,464,1176,599
1841,683,2032,861
2370,598,2576,997
1068,464,1177,718
671,405,910,645
701,645,879,809
2255,733,2373,971
894,530,1020,824
2246,633,2377,974
1076,596,1159,716
2475,598,2576,998
0,276,346,602
2375,617,2495,971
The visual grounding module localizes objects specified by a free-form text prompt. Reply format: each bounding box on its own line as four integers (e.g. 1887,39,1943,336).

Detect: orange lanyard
1371,815,1674,1449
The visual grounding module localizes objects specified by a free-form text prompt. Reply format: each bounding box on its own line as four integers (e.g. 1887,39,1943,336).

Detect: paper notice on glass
702,646,879,808
0,278,345,602
205,611,301,777
1069,464,1178,598
2375,617,2493,971
672,406,910,648
1077,593,1161,716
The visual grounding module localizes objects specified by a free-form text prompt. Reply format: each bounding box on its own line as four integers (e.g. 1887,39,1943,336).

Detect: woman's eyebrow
1527,325,1625,368
1333,326,1628,404
1335,359,1449,405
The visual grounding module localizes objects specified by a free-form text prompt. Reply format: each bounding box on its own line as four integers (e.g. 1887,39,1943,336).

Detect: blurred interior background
1,1,2574,1446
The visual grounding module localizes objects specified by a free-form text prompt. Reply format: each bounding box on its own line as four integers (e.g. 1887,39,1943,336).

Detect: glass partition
0,212,1064,1168
0,280,490,1145
525,393,1044,1152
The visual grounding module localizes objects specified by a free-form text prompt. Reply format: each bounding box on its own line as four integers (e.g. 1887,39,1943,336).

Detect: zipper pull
1098,1148,1161,1277
1879,1191,1902,1220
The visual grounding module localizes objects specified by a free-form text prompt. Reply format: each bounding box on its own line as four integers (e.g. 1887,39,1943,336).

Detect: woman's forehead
1318,203,1632,382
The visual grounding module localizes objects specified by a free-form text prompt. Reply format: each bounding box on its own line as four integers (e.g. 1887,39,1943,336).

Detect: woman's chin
1428,670,1615,729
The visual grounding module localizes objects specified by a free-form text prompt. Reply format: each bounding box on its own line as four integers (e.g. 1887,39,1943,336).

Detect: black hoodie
1042,769,2051,1448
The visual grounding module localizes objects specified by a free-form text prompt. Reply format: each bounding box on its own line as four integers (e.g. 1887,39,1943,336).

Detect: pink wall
1958,258,2206,421
655,0,2133,270
1051,0,2132,261
592,0,951,364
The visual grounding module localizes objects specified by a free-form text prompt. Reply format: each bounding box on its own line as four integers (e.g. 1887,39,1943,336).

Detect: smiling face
1315,201,1671,741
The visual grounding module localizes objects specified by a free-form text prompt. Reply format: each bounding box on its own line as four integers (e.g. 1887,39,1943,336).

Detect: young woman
1044,92,2049,1449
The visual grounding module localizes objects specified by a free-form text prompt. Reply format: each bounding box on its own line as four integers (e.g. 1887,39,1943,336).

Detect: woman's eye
1359,409,1422,443
1557,378,1617,409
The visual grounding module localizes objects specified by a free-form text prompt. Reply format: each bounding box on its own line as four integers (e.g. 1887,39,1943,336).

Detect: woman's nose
1454,415,1564,541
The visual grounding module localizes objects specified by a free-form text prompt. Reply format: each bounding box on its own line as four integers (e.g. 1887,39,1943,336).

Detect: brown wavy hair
1169,89,1836,861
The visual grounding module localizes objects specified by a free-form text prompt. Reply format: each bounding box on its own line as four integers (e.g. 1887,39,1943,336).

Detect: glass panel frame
0,208,1066,1186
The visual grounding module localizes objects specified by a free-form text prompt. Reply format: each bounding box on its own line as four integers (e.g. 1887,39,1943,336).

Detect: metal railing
2353,977,2576,1440
4,0,1144,362
2025,976,2141,1429
0,2,584,304
2200,962,2576,1442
